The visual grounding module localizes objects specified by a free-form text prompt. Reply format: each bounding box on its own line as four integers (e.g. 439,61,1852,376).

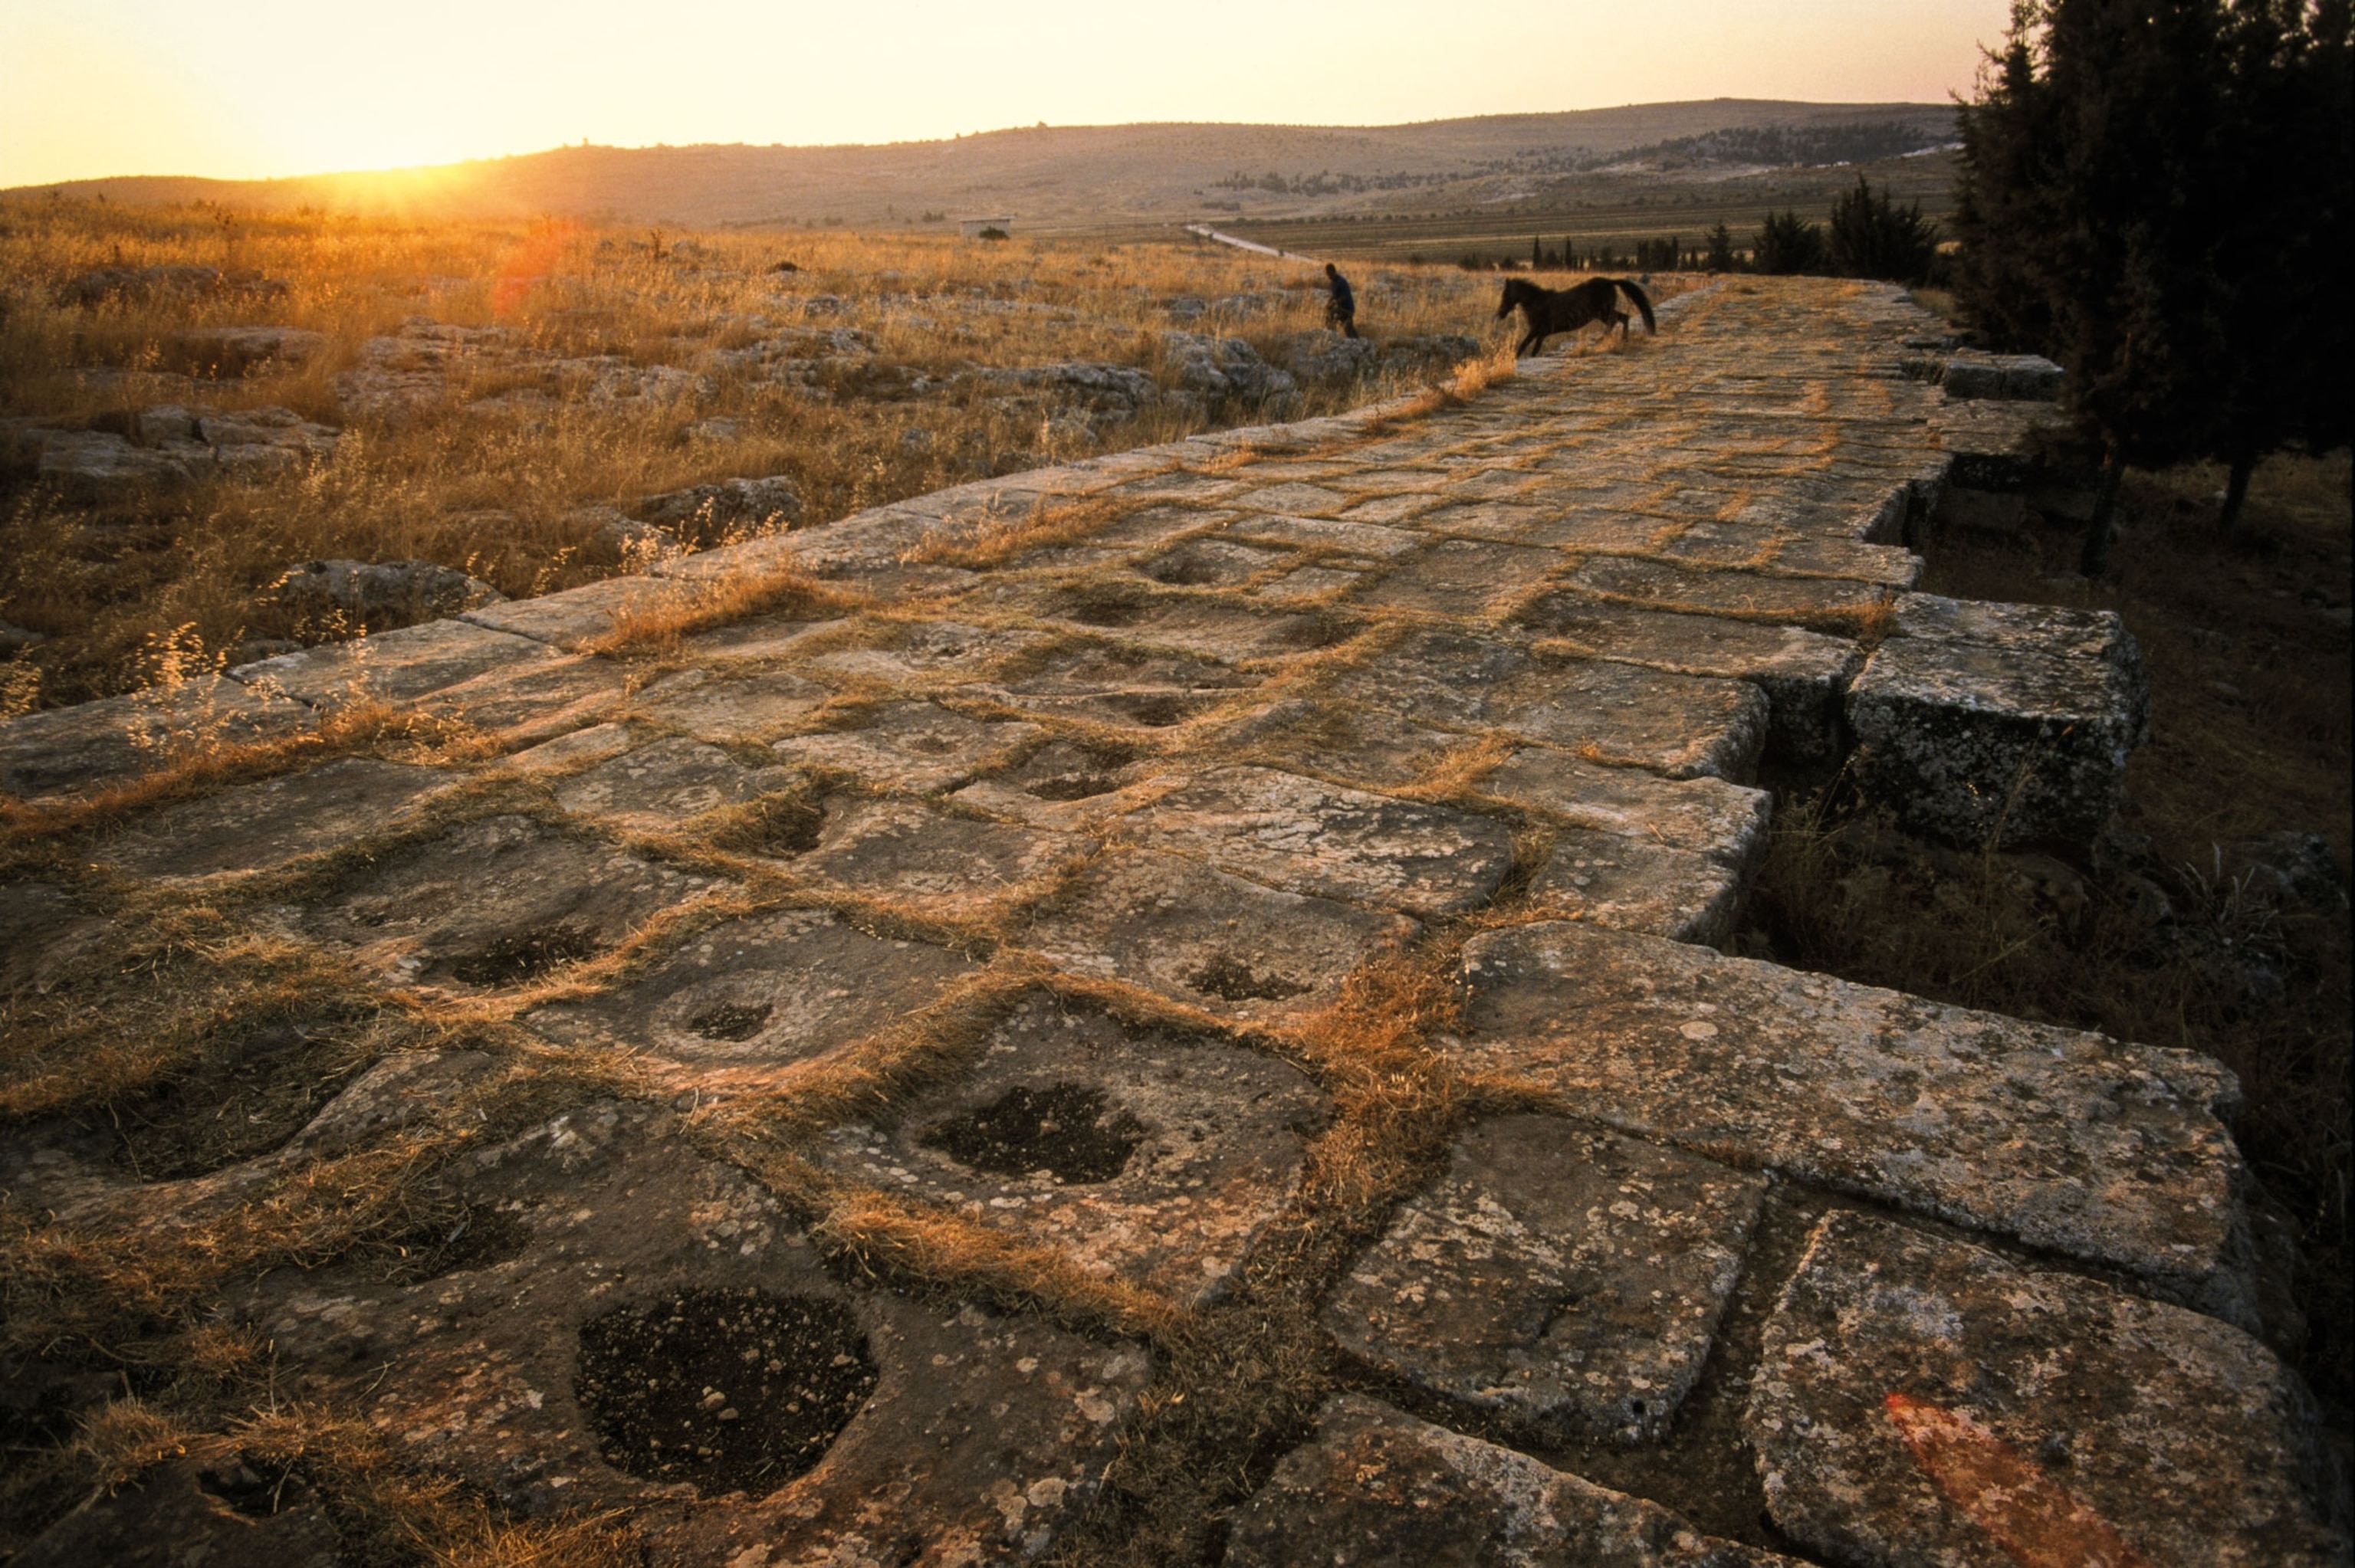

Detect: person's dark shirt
1327,271,1355,314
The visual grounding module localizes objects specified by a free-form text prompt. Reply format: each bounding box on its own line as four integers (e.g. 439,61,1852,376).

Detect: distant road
1184,225,1321,264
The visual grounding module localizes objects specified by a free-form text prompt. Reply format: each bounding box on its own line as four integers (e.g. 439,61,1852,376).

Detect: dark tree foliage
1955,0,2351,569
1705,221,1738,272
1828,175,1942,281
1753,209,1829,274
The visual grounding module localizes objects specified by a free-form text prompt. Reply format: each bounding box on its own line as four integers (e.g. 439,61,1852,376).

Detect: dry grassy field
0,200,1527,714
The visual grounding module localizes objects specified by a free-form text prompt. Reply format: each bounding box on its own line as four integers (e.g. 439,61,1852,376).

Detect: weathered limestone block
1476,748,1771,868
276,558,501,630
1352,539,1563,620
1519,596,1864,763
1456,923,2252,1318
1118,764,1515,917
461,573,703,651
524,907,977,1083
95,756,461,878
0,675,314,800
286,813,728,992
629,665,832,744
1007,581,1331,661
1325,1117,1764,1441
1848,595,2149,849
817,990,1329,1304
1938,349,2064,402
947,738,1169,832
1568,556,1891,631
1523,827,1746,945
551,735,801,831
1023,849,1417,1022
982,643,1263,733
1213,698,1481,790
1222,511,1423,557
1224,1395,1798,1567
806,619,1052,684
1228,481,1348,517
1745,1210,2348,1568
413,653,638,745
1325,631,1769,782
241,1101,1148,1564
790,796,1092,914
771,701,1047,792
680,611,839,664
1138,535,1294,588
232,618,558,707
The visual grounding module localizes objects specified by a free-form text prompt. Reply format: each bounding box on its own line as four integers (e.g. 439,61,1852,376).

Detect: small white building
957,215,1014,239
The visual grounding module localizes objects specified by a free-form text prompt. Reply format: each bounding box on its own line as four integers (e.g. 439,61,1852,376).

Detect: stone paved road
4,280,2341,1566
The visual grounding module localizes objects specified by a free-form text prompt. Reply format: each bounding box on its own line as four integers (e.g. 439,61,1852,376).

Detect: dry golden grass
1,199,1518,710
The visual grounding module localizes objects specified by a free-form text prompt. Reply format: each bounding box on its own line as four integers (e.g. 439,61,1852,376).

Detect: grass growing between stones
1745,449,2354,1429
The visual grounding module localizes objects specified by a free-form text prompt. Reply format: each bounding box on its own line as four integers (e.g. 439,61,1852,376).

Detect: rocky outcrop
275,558,506,631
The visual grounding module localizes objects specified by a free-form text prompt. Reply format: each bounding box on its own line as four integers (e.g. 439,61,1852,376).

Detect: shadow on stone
918,1083,1146,1183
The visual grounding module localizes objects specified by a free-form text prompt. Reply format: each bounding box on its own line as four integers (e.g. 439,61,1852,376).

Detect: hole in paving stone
576,1288,875,1497
1105,692,1207,728
383,1199,533,1284
711,794,824,858
1057,586,1149,627
447,922,602,986
690,1001,774,1042
1184,953,1309,1003
1027,773,1122,801
101,1011,376,1179
918,1082,1147,1183
196,1454,305,1517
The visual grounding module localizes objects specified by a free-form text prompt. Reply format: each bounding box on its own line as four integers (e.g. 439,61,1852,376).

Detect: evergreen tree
1705,221,1737,271
1828,175,1940,281
1754,210,1828,274
1533,235,1545,270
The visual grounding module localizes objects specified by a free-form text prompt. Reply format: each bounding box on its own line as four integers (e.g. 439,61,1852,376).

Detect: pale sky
1,1,2012,188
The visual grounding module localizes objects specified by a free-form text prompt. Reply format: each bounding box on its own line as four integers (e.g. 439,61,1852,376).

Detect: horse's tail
1614,278,1657,334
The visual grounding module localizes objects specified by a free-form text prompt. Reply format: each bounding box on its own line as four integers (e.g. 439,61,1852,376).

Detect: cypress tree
1828,175,1940,281
1705,221,1737,271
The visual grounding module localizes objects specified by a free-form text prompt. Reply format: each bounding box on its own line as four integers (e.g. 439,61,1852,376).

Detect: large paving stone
283,813,729,992
95,756,461,877
0,675,315,800
1455,922,2253,1318
771,700,1047,792
1352,539,1562,619
461,574,701,651
409,652,637,743
1326,1117,1764,1441
1221,511,1423,558
806,618,1053,684
1012,581,1332,661
816,989,1329,1304
1134,535,1294,588
629,665,833,744
1224,1394,1798,1567
1118,764,1516,917
1848,598,2150,850
1214,697,1483,789
1745,1210,2348,1568
982,642,1263,733
789,796,1093,915
524,907,978,1082
1325,631,1769,781
242,1097,1148,1565
1475,748,1770,868
551,735,802,831
1568,555,1890,629
1523,827,1746,944
232,618,557,706
1023,849,1417,1022
1519,596,1863,763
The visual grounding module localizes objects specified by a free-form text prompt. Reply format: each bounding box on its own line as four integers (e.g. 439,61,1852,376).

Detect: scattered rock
275,557,504,631
1160,331,1299,412
0,620,48,655
54,264,287,307
169,325,328,376
1746,1209,2349,1567
631,474,803,540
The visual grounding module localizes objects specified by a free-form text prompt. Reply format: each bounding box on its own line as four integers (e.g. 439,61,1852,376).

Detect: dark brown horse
1496,276,1657,356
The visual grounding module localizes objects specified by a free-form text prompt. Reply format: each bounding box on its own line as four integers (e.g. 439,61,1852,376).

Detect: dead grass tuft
73,1399,195,1491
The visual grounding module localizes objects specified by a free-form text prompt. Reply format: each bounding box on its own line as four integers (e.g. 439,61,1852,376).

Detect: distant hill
6,100,1955,233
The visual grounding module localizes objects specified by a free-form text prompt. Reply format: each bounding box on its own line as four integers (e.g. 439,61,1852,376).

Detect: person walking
1323,262,1358,339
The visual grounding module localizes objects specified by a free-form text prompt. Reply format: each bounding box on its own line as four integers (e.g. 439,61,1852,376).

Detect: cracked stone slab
1224,1395,1798,1568
1325,1117,1764,1442
1519,595,1864,763
1476,748,1771,868
0,675,315,801
945,738,1170,832
1230,481,1351,516
1325,631,1769,781
95,756,463,878
232,618,559,707
770,701,1046,792
283,813,729,992
804,619,1053,684
1118,764,1516,917
1352,539,1563,619
524,907,978,1082
238,1100,1148,1565
1010,581,1335,661
1745,1210,2348,1568
1221,512,1424,558
461,574,702,651
629,666,833,744
1136,536,1294,588
1088,501,1240,548
551,735,803,831
787,796,1093,915
980,643,1263,733
677,612,841,664
1524,826,1747,944
1455,922,2253,1318
406,653,638,744
1216,698,1490,790
1250,564,1367,603
1763,536,1922,587
1023,849,1417,1022
1568,555,1890,628
1848,605,2150,849
816,989,1329,1304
